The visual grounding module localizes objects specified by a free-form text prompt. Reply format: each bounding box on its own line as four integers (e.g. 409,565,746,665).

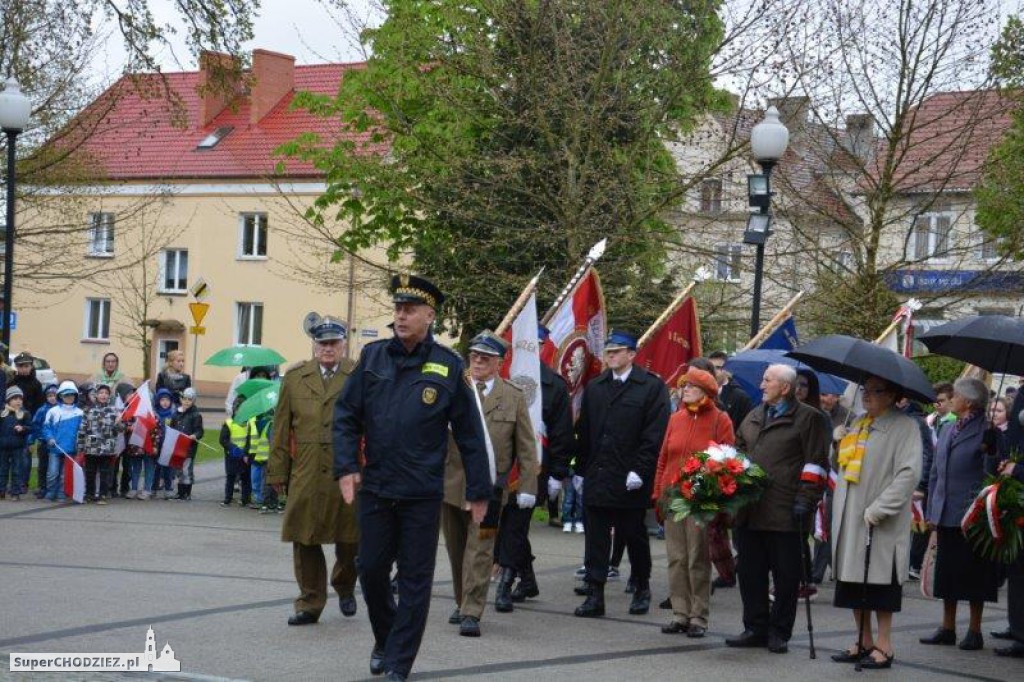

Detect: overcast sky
90,0,382,85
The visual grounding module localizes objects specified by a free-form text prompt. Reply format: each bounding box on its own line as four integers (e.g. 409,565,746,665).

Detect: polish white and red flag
158,426,193,468
122,381,157,454
63,454,85,504
541,268,606,417
499,292,544,489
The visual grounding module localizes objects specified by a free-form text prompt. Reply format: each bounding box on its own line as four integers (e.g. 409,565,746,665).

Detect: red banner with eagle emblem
540,269,606,418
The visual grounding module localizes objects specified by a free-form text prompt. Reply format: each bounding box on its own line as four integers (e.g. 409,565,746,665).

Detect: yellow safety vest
250,422,271,464
226,419,256,457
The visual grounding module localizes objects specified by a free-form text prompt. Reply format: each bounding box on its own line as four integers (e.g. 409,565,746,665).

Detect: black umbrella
785,334,936,403
917,315,1024,375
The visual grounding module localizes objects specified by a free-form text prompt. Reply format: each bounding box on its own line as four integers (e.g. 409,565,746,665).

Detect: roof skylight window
196,125,234,149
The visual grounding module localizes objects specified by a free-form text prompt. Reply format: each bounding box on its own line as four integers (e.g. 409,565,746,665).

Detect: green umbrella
235,385,281,423
205,345,287,367
235,378,276,400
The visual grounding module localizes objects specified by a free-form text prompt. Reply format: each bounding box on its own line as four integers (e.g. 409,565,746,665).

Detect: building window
714,243,742,282
236,302,263,345
84,298,110,340
909,205,953,261
239,213,268,258
159,249,188,293
700,179,723,214
87,213,115,257
974,224,1000,261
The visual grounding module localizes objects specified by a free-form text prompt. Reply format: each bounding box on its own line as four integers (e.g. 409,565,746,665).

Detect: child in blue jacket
42,381,84,501
0,387,34,499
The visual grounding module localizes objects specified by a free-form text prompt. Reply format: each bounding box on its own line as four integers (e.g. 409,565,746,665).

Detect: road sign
190,278,209,300
189,302,210,326
0,312,16,330
189,325,206,336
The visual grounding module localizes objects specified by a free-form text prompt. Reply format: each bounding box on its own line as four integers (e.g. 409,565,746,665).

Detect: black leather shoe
448,608,462,625
629,587,651,615
494,567,515,613
659,597,672,610
725,630,768,648
959,630,984,651
287,611,318,626
459,615,481,637
574,583,594,596
369,647,385,676
994,642,1024,657
920,627,956,645
768,634,789,654
687,624,706,638
991,628,1013,640
661,621,688,634
575,584,605,618
339,595,357,617
511,573,540,602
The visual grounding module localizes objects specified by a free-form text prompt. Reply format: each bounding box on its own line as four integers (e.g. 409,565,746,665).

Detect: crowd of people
2,275,1023,681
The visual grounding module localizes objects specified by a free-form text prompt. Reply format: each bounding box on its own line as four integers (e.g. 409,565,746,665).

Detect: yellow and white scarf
837,416,874,484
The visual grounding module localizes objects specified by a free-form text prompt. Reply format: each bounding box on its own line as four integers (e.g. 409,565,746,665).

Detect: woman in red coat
652,367,734,637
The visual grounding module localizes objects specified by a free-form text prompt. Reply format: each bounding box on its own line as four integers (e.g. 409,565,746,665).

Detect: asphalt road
0,460,1018,681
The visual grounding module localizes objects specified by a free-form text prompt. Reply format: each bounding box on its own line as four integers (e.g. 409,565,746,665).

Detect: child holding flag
43,381,84,501
151,389,176,499
168,387,203,500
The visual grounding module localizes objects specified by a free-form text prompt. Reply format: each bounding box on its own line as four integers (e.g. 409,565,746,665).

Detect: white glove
626,471,642,491
547,476,562,499
864,506,885,527
833,425,848,442
517,493,536,509
572,475,584,495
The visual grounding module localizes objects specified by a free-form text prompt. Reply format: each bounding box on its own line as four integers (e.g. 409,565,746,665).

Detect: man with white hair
726,364,830,654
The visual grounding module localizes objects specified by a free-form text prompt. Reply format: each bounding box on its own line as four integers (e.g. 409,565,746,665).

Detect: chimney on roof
845,114,875,162
768,96,810,137
197,51,241,127
250,49,295,125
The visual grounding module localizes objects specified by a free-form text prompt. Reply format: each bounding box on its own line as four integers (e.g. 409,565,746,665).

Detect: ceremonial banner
758,316,799,351
541,269,606,416
635,297,702,386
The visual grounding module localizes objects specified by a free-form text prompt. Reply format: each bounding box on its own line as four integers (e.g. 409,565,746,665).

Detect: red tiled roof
57,62,386,180
883,90,1014,193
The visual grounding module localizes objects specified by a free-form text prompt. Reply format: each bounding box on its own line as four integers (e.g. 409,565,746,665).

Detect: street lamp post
744,105,789,339
0,78,32,351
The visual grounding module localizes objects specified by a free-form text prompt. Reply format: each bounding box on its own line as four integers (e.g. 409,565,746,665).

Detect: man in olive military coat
268,315,359,626
442,330,538,637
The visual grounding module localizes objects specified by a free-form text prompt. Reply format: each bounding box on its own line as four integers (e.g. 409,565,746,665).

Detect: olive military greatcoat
268,358,358,545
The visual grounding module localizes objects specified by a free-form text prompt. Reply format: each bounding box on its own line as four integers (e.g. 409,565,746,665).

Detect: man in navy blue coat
334,274,492,681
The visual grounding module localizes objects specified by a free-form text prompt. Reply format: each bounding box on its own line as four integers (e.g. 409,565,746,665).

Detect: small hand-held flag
158,426,193,469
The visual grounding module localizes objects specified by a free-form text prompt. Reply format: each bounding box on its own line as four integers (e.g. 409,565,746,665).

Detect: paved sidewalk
0,460,1018,681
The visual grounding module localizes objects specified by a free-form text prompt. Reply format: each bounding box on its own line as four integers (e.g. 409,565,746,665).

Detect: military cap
390,273,444,309
304,313,348,342
468,330,509,358
13,351,34,365
604,329,638,352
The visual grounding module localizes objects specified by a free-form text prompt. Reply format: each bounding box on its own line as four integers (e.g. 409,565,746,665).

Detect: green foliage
913,353,966,387
287,0,725,337
803,270,902,341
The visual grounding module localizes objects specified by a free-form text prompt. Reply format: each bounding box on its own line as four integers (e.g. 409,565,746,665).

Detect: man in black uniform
708,350,752,431
502,325,575,604
574,330,670,618
333,274,491,682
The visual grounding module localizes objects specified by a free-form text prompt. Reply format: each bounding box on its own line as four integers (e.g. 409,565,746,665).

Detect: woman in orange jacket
652,367,734,637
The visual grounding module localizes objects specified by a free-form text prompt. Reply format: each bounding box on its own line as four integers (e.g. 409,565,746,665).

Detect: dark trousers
584,505,651,586
224,457,252,503
117,455,131,494
84,456,112,499
358,491,442,678
293,541,358,616
909,530,929,572
497,500,533,571
735,528,802,640
1009,557,1024,643
35,442,49,492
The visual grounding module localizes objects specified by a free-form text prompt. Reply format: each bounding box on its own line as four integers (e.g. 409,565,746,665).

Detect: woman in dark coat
921,377,1000,651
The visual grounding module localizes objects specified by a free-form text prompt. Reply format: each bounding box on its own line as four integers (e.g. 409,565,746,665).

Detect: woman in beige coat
830,375,922,668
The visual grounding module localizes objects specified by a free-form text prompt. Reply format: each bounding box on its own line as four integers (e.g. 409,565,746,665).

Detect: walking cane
854,525,875,673
799,531,817,659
